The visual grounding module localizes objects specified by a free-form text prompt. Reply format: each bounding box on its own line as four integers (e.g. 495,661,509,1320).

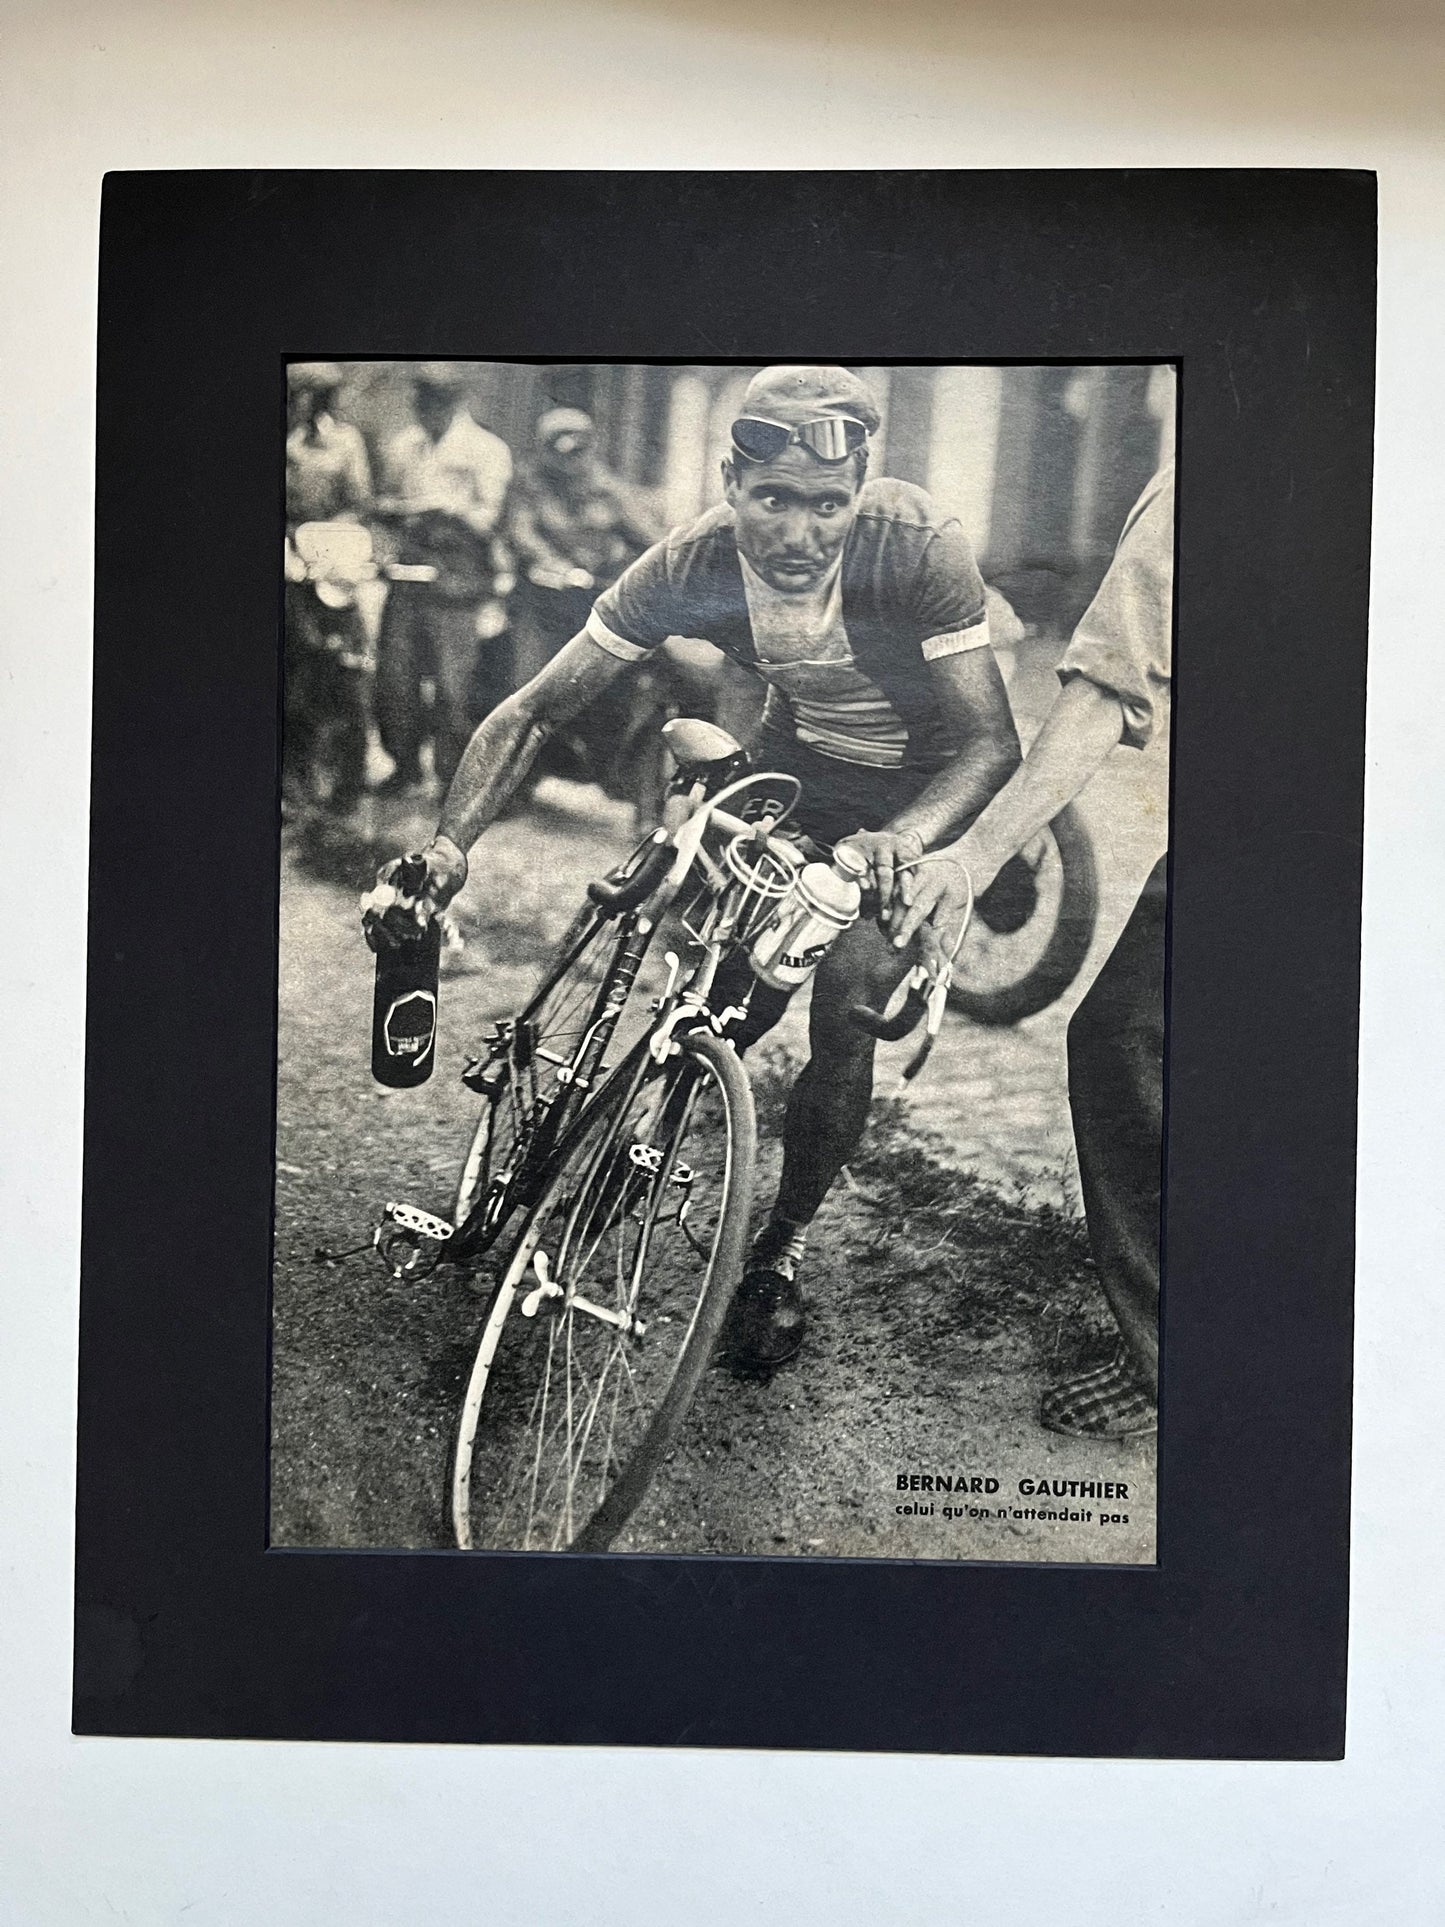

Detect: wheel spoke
456,1035,753,1552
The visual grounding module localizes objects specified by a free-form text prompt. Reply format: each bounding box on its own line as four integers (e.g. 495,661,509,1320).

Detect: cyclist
365,365,1020,1370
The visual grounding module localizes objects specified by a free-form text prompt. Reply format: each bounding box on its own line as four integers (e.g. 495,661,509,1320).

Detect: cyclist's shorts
755,727,935,854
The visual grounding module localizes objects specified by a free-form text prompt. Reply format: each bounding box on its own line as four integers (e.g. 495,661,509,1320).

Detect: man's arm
363,632,632,942
889,463,1174,948
888,678,1125,948
438,631,628,857
840,645,1021,915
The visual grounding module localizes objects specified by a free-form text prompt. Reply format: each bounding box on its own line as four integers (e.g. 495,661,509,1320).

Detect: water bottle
371,856,441,1087
749,844,866,991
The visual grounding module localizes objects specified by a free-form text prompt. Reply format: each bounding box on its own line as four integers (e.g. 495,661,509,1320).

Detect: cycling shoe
724,1262,807,1373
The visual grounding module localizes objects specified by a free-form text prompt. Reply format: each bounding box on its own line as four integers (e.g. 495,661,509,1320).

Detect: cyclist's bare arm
435,631,631,877
362,632,632,948
838,645,1022,915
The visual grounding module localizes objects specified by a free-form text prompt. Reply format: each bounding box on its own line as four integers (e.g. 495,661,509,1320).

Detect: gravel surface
271,771,1157,1564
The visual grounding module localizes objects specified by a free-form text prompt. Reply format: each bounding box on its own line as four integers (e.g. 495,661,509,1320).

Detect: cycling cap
738,365,882,438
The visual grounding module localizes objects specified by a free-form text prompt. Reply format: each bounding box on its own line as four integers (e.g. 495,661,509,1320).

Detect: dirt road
270,763,1157,1565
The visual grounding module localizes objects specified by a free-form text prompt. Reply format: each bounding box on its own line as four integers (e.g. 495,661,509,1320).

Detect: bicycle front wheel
450,1026,757,1553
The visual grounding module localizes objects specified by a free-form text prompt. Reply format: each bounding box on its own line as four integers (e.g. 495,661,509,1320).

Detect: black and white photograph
272,355,1175,1561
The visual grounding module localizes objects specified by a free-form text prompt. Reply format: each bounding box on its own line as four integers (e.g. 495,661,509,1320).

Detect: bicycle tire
946,802,1099,1027
450,1025,758,1552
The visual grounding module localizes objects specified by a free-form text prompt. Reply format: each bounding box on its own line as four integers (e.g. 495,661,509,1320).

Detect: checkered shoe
1040,1343,1157,1439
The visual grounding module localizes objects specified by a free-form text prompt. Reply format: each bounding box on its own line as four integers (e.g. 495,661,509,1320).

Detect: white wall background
2,0,1441,1919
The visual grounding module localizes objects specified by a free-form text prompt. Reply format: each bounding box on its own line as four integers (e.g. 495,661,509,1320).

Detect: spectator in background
283,363,373,809
286,362,372,527
507,407,664,687
372,363,514,794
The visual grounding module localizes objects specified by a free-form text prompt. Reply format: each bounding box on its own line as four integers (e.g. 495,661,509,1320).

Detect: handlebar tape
848,986,928,1042
587,833,675,917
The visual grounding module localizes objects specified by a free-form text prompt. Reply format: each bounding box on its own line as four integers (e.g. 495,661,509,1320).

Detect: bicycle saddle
661,717,748,780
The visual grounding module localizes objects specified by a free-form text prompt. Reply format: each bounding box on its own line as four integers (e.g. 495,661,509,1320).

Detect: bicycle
370,716,1094,1554
375,718,812,1552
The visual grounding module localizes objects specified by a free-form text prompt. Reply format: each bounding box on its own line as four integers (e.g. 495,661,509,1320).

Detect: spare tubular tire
586,830,675,916
945,802,1099,1028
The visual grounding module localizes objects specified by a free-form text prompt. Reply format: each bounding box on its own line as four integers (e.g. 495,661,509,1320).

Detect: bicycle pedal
381,1201,454,1243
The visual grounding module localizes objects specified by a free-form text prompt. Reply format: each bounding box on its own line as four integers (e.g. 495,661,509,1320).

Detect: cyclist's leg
727,917,912,1369
710,948,792,1053
747,731,926,1185
724,737,930,1365
774,917,913,1224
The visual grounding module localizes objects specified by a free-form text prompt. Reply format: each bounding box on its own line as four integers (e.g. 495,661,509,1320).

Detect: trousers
375,583,486,787
1065,855,1167,1395
283,583,368,804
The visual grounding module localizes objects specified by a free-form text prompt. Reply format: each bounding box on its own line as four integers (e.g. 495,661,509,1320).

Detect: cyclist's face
724,445,861,593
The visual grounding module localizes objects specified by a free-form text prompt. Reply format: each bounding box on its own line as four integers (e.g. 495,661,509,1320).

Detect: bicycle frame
440,767,803,1268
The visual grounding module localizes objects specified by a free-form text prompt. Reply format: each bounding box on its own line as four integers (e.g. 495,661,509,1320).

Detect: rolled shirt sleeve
1057,463,1175,750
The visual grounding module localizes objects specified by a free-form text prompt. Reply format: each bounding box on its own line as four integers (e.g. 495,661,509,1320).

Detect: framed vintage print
74,169,1372,1756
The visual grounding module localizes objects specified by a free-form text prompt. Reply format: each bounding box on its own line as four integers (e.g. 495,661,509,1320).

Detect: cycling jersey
587,478,991,773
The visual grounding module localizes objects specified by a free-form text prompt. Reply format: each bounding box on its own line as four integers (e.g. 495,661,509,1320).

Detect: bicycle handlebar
847,864,974,1073
849,984,931,1042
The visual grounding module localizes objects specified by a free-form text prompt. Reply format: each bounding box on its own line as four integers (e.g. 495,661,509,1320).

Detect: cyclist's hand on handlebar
835,828,926,918
361,836,469,953
888,852,972,952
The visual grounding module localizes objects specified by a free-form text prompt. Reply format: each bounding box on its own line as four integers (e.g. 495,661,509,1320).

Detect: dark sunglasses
730,414,869,464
